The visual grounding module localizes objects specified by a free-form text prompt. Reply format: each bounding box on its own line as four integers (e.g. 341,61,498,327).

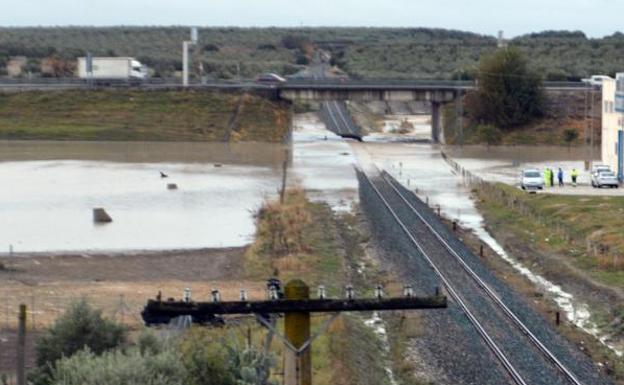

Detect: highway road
0,78,590,92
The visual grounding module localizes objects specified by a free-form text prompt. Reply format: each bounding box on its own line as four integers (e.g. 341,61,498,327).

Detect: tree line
1,27,623,79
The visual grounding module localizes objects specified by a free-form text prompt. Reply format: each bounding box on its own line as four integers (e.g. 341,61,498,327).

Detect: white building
601,75,623,180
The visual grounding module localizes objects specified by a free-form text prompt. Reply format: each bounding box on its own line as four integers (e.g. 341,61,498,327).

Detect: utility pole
280,149,289,204
590,86,596,166
17,304,26,385
142,279,447,385
183,27,198,87
284,280,311,385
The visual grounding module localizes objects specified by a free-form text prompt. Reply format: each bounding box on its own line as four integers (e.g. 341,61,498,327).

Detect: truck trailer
77,57,147,83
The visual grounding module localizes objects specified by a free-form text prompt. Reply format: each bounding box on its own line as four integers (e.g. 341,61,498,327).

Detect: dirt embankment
443,89,601,146
0,89,291,142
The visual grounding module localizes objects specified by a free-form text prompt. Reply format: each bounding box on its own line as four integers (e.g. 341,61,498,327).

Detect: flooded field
291,113,358,211
0,141,290,253
0,118,360,253
445,145,601,187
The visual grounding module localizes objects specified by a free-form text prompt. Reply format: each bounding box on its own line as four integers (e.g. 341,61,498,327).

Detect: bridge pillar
431,102,441,143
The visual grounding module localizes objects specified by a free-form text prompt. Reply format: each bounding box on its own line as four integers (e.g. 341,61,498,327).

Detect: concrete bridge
277,79,586,142
278,80,472,142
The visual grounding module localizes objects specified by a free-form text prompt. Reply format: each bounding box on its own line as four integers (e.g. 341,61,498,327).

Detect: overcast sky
1,0,621,38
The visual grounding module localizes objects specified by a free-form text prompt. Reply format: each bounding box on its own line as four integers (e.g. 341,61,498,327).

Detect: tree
563,128,579,147
471,48,545,129
32,299,127,384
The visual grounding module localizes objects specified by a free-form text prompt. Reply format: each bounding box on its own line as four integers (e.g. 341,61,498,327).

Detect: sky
1,0,622,38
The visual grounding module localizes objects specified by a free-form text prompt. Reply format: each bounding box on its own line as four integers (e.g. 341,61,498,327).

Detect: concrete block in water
93,208,112,223
167,183,178,190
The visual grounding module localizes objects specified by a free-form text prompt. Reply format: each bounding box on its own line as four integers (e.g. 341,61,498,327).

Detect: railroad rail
359,169,589,385
320,101,363,141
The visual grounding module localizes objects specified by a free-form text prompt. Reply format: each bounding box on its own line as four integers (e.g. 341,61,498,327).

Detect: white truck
77,57,147,83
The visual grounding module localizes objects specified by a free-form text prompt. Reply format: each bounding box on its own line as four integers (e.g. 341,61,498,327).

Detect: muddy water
444,145,601,186
291,113,358,211
0,141,286,253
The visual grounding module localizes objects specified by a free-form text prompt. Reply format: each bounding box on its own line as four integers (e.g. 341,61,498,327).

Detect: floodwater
444,145,601,186
353,141,622,355
0,141,286,253
291,113,358,211
0,119,360,253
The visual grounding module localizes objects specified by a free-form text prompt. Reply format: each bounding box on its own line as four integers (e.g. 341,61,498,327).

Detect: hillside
0,89,291,141
2,27,624,80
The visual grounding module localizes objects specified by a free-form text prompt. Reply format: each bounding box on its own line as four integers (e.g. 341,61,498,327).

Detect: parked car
592,170,619,188
521,169,544,190
591,164,611,176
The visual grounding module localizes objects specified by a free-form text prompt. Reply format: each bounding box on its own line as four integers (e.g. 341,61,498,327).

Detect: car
592,170,619,188
591,164,612,180
255,73,286,84
581,75,612,87
521,169,544,190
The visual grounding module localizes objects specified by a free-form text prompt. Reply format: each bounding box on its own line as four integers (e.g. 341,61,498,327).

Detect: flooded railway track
320,101,363,141
358,168,606,385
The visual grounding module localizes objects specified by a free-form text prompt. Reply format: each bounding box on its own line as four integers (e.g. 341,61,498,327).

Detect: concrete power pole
141,280,447,385
183,27,198,87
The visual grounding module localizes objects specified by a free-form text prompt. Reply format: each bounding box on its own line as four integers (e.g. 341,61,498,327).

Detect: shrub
50,347,185,385
180,329,276,385
32,299,127,384
253,188,312,256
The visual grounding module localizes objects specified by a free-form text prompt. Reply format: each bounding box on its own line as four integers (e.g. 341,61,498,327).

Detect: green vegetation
0,89,290,142
245,189,408,384
32,299,127,385
442,48,589,146
468,48,545,128
50,347,186,385
246,187,347,291
2,27,624,80
476,183,624,285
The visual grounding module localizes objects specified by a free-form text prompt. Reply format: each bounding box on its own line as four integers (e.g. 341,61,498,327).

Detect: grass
475,183,624,287
245,188,345,293
243,190,414,385
0,89,290,142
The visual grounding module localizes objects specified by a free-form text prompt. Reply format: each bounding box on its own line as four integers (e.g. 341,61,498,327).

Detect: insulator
317,285,326,299
211,289,221,303
240,289,248,301
403,284,414,298
183,288,191,303
269,286,278,300
345,285,354,300
375,284,384,299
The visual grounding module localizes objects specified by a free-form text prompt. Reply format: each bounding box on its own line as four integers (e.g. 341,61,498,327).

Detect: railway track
320,101,363,141
358,168,606,385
